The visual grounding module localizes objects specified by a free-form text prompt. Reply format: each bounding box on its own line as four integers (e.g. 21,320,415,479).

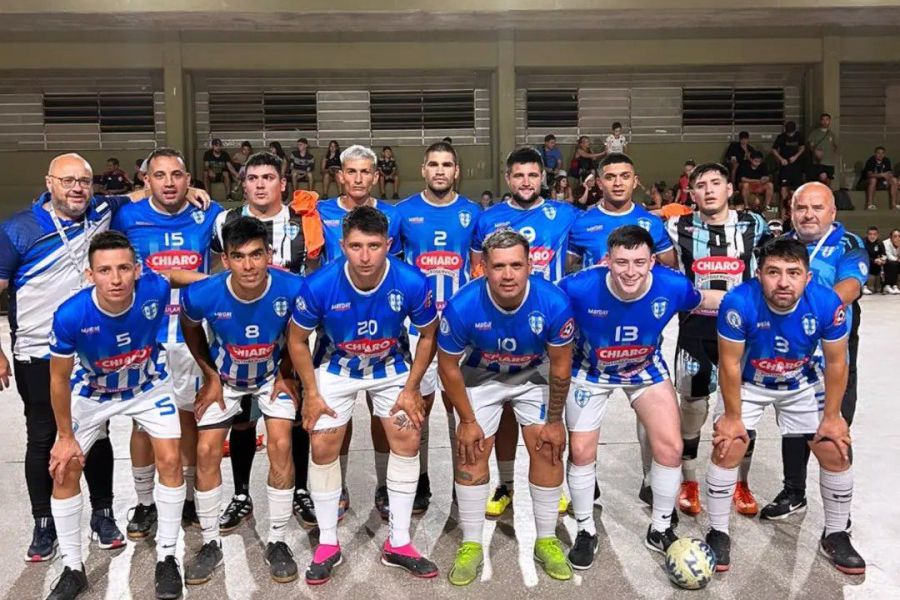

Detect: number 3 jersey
717,278,848,391
49,271,170,402
558,266,701,385
180,268,303,389
291,256,437,379
437,276,574,386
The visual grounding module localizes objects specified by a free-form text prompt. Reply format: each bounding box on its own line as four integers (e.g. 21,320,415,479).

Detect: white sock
51,494,83,570
309,459,341,546
155,482,186,560
183,466,196,502
820,467,853,536
267,485,294,543
498,460,515,491
419,420,430,475
133,465,156,506
386,452,419,547
530,483,561,539
682,457,698,483
339,454,349,484
195,485,222,545
705,462,738,534
374,451,389,488
650,460,681,532
567,462,597,535
455,483,489,543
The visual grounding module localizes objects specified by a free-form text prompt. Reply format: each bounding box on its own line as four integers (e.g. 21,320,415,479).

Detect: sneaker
154,555,183,600
485,484,513,518
219,494,253,533
678,481,702,515
733,481,759,516
760,488,807,521
448,541,483,586
558,494,570,515
706,529,731,572
374,485,389,520
182,500,200,528
381,540,439,578
294,489,317,528
645,525,678,554
567,530,599,570
862,286,873,295
413,473,432,515
184,540,223,585
90,508,125,549
127,503,158,540
867,204,877,210
305,544,342,585
338,487,350,521
820,530,866,575
25,517,57,562
46,565,88,600
638,482,653,506
533,537,572,580
265,541,299,583
891,286,900,295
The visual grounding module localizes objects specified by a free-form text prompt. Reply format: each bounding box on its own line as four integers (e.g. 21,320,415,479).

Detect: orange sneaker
678,481,702,515
733,481,759,516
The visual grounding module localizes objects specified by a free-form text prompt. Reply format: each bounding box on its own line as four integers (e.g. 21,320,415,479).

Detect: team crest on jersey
637,218,652,231
295,295,307,313
439,317,451,336
686,357,700,376
273,297,289,318
459,211,472,227
833,305,847,327
542,205,557,220
141,300,159,320
802,313,818,336
858,261,869,276
48,330,57,346
388,290,404,313
725,309,742,329
821,246,836,258
528,312,545,335
285,223,300,240
191,210,205,224
651,297,668,319
574,388,591,408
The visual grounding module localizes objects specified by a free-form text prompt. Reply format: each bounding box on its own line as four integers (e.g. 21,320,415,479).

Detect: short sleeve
388,215,403,256
675,273,703,312
49,308,77,357
886,158,893,173
180,282,205,323
0,226,20,280
717,290,748,342
290,278,322,330
470,214,487,253
820,291,849,342
651,216,673,253
408,273,437,328
836,246,870,286
546,293,575,347
437,301,469,355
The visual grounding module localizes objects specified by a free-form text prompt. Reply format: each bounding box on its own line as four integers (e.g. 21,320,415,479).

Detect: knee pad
679,396,709,438
308,458,341,493
387,452,419,494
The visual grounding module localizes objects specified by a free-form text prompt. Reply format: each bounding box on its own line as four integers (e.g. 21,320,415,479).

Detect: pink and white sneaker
305,543,342,585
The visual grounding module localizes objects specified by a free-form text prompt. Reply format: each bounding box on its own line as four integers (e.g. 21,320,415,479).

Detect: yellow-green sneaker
534,537,572,581
485,484,512,518
558,493,570,515
448,541,483,586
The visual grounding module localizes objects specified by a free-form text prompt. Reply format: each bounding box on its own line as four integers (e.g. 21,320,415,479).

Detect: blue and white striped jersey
49,271,169,402
717,278,848,391
317,198,402,264
568,203,672,267
559,266,701,385
181,269,303,390
292,257,436,379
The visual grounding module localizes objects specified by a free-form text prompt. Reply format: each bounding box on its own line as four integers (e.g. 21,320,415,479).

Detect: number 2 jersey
49,271,170,402
180,268,303,390
396,193,481,311
111,199,223,344
438,276,575,386
317,198,402,264
291,256,436,379
558,266,701,386
717,278,848,392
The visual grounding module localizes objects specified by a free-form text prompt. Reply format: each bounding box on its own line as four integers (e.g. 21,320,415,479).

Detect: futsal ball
665,537,716,590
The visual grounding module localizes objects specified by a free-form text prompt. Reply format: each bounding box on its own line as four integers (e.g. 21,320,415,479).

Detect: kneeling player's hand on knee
49,435,85,484
194,378,224,420
301,389,337,432
535,421,567,465
272,375,301,409
712,415,749,461
390,387,425,430
457,420,485,466
814,415,851,463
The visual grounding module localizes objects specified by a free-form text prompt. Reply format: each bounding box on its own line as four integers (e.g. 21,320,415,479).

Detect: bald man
759,182,868,523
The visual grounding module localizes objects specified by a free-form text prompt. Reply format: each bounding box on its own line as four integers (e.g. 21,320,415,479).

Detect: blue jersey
111,199,223,344
471,199,577,283
396,193,481,311
717,279,849,391
292,257,436,379
317,198,402,264
568,203,672,267
438,276,574,385
181,269,303,389
559,266,701,385
49,271,169,402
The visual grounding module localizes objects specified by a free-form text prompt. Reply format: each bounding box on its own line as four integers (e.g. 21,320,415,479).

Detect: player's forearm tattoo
547,373,570,423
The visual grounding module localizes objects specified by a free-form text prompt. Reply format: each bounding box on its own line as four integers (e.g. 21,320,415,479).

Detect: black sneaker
381,541,439,578
644,525,678,554
413,473,432,515
219,494,253,533
638,483,653,506
184,540,223,585
392,193,400,200
567,530,599,570
26,517,57,562
294,489,317,528
127,503,158,540
46,565,88,600
90,508,125,549
181,500,199,528
266,541,299,583
374,485,390,520
305,545,343,585
154,555,183,599
760,488,807,521
705,529,731,572
820,531,866,575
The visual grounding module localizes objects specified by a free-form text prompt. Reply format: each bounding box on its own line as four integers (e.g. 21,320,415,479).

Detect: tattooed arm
536,341,573,464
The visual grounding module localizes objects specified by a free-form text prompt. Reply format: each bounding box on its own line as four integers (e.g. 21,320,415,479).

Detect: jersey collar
506,198,545,211
485,279,531,315
596,202,635,217
343,258,391,296
91,287,136,317
226,271,272,304
605,270,654,303
419,191,459,208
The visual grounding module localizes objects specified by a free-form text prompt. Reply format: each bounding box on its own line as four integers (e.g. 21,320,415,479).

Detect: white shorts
565,378,656,432
712,384,825,436
313,368,408,431
196,377,297,428
462,379,548,438
73,380,180,453
161,342,202,411
408,332,438,396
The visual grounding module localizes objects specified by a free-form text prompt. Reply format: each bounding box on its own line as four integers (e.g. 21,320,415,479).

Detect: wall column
821,35,842,134
162,41,186,152
495,31,516,192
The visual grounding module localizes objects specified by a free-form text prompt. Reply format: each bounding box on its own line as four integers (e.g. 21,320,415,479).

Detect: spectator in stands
603,122,628,156
94,157,133,195
321,140,342,197
651,187,692,220
860,146,898,210
771,121,805,213
132,158,145,190
267,141,289,179
551,174,574,203
805,148,835,187
644,181,665,210
676,159,695,204
883,228,900,294
480,190,494,208
232,141,253,174
377,146,400,200
737,150,774,213
202,138,234,197
574,172,602,209
571,136,604,181
807,112,839,178
290,138,316,192
864,225,887,294
724,130,754,182
501,192,513,203
539,134,564,193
